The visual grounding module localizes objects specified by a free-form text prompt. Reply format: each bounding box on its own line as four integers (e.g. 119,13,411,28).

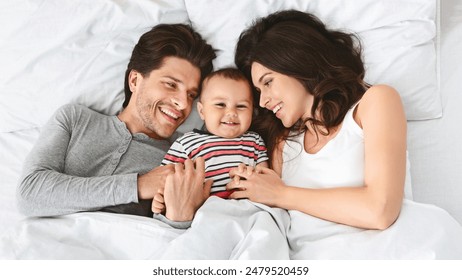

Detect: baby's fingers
152,200,165,213
152,193,165,213
233,173,241,185
154,193,164,203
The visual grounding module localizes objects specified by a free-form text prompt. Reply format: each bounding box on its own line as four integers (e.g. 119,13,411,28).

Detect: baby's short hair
203,67,249,84
200,67,253,102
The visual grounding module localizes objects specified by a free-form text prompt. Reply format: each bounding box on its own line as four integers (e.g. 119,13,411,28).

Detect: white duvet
1,0,462,261
1,197,461,260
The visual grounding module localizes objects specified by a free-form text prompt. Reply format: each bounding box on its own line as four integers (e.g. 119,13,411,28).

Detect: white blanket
288,199,462,259
0,197,289,260
1,197,461,260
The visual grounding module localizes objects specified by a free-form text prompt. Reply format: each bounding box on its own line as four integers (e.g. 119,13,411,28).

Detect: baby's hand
230,163,255,184
228,163,253,192
152,189,165,214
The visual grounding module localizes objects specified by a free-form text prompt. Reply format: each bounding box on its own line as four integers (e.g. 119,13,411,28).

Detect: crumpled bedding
1,197,461,260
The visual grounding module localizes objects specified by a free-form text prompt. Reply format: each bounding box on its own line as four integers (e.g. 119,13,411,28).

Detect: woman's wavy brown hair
235,10,369,165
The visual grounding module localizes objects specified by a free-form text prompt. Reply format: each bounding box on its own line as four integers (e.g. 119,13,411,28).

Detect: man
17,24,216,227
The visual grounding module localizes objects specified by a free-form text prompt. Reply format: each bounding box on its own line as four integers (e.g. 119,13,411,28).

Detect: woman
228,10,407,230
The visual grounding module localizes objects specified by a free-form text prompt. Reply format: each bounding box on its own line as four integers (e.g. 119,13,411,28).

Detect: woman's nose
259,91,270,108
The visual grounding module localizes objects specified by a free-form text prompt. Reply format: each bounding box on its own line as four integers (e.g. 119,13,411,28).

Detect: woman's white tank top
281,105,365,189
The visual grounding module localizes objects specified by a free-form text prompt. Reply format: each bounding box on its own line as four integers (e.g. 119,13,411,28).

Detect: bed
1,0,462,260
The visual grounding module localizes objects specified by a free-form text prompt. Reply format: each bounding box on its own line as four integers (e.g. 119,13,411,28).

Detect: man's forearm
17,170,138,217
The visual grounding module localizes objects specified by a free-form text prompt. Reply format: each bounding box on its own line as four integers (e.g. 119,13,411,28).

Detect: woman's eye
264,79,272,87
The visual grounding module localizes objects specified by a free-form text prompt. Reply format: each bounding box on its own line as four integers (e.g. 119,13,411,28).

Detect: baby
153,67,268,213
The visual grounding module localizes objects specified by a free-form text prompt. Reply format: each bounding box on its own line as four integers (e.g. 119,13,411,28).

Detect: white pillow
0,0,190,133
184,0,441,121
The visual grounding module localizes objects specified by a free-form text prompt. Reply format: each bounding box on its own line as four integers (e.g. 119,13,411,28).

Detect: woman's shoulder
357,85,402,113
356,84,406,126
361,84,401,104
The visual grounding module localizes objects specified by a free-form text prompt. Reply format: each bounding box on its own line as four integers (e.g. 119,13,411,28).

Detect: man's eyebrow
163,75,199,93
163,75,183,84
258,72,272,84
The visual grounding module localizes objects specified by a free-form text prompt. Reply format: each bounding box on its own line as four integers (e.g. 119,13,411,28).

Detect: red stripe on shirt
202,149,258,161
163,154,187,163
190,141,265,158
205,167,233,178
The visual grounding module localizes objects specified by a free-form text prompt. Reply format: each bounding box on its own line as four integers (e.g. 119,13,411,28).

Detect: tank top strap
342,101,363,136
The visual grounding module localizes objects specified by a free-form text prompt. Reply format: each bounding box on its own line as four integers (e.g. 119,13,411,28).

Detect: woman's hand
227,163,285,207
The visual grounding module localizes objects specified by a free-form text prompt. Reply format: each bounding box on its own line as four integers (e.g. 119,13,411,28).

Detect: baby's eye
237,104,248,109
215,103,226,108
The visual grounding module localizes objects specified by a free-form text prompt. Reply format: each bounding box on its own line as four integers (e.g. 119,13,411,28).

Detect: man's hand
163,157,212,222
137,164,174,200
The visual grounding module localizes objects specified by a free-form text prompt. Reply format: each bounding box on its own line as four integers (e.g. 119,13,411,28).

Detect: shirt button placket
110,135,131,173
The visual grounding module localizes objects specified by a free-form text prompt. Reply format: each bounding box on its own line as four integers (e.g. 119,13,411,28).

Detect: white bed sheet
0,129,40,234
0,198,290,260
1,197,461,260
1,0,462,260
407,0,462,225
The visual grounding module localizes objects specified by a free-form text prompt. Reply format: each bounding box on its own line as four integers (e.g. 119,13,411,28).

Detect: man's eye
165,82,176,89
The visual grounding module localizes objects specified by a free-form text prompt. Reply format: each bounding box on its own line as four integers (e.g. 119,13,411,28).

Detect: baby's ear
196,101,205,120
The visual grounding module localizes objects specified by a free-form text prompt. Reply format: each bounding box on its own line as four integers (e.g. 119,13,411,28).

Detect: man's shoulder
52,103,115,129
56,103,108,119
58,103,98,114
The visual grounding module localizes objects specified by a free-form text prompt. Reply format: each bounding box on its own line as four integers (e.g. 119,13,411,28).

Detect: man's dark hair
123,24,216,107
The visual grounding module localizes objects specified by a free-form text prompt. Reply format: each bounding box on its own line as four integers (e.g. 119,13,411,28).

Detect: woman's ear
197,101,205,120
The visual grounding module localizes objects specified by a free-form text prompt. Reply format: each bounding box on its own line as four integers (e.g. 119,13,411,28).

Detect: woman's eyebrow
258,72,272,84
